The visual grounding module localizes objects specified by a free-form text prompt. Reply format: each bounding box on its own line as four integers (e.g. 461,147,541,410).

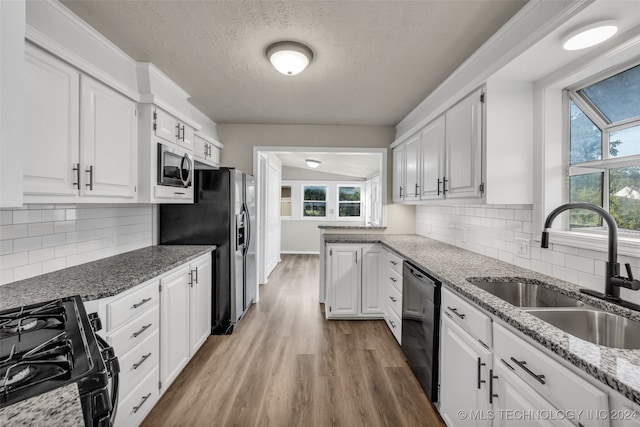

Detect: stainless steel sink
469,280,587,308
526,309,640,349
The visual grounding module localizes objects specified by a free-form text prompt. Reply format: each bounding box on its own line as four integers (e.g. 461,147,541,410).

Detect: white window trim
301,183,328,219
337,184,364,219
534,32,640,259
281,180,367,222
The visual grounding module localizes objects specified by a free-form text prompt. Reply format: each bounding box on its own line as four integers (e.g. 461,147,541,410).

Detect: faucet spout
541,202,621,299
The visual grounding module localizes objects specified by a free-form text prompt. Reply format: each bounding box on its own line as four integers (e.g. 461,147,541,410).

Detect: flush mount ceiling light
266,41,314,76
305,159,321,168
562,21,618,51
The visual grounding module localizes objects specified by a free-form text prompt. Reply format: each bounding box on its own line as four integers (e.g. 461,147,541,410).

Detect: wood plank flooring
141,254,445,427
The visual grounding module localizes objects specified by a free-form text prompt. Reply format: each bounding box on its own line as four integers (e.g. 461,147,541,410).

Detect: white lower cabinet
115,366,161,427
439,287,610,427
384,249,404,344
325,244,384,319
160,253,212,391
439,314,492,427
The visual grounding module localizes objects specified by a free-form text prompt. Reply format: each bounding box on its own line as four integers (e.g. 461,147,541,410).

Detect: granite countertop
0,245,215,311
318,225,387,230
323,233,640,404
0,384,84,426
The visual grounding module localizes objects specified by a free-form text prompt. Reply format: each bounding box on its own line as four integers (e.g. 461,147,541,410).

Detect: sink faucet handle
626,263,634,281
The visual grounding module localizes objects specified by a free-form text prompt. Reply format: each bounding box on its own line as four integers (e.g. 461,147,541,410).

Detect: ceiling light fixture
562,21,618,51
305,159,321,168
266,41,314,76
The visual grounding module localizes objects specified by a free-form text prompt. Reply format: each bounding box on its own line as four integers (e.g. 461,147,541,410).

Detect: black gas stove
0,296,119,426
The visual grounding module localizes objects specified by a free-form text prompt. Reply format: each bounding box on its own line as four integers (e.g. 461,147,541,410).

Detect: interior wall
217,123,417,236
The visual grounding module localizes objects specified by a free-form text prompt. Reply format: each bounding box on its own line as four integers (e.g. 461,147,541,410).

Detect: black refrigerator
159,168,257,334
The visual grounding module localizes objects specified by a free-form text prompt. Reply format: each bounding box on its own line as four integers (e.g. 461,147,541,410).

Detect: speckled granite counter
324,233,640,404
0,384,84,426
0,245,215,311
318,225,387,230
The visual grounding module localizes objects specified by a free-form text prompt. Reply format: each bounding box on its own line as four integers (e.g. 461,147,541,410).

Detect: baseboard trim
280,251,320,255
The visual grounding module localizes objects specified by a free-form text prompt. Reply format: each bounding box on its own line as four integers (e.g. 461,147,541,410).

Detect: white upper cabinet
23,44,80,198
392,144,405,203
419,115,445,200
404,133,421,201
193,132,222,170
445,89,483,200
81,75,137,199
23,44,137,203
154,107,194,151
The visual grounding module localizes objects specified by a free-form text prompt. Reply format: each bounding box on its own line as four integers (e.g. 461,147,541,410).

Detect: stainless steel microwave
157,143,193,188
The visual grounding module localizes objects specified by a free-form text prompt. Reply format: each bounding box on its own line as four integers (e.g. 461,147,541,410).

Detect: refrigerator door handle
242,202,251,256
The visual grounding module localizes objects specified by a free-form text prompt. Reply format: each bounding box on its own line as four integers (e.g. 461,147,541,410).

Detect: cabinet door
392,145,405,202
23,44,80,197
361,246,384,315
160,265,191,390
154,108,179,144
440,315,492,427
404,133,421,201
189,254,212,356
445,89,483,200
327,245,359,317
492,359,574,427
420,116,445,200
80,76,137,199
178,124,195,151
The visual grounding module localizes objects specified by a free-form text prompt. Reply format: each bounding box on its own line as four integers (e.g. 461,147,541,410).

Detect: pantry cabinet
23,43,138,203
325,244,384,319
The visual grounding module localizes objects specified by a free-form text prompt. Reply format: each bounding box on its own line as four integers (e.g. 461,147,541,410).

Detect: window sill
541,230,640,259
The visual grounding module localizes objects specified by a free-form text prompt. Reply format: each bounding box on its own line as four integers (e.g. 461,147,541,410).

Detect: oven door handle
180,154,193,187
95,333,120,425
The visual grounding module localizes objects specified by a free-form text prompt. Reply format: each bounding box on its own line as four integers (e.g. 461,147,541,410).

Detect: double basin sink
468,279,640,349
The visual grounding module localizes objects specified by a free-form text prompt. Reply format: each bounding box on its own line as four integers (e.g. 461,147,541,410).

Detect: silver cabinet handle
437,178,442,196
446,306,466,319
477,357,486,389
399,186,403,197
132,352,152,370
389,260,398,266
73,163,81,189
415,183,419,197
389,277,397,283
175,123,181,139
389,320,396,328
133,393,152,413
489,369,498,404
442,176,448,194
132,323,152,338
85,165,93,190
389,296,397,302
193,266,198,284
510,357,546,384
132,298,151,309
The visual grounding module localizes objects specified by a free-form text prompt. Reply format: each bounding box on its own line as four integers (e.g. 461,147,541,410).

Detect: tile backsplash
416,204,640,306
0,204,153,285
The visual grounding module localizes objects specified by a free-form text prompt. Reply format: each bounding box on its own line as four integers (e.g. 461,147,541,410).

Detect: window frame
565,61,640,236
336,184,363,219
302,184,328,218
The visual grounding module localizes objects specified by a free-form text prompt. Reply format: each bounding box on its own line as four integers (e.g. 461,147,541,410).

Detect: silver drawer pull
390,260,398,266
389,277,397,283
389,296,397,303
446,306,466,319
132,323,152,338
132,353,152,370
133,393,152,413
132,298,152,309
510,357,546,385
389,320,396,328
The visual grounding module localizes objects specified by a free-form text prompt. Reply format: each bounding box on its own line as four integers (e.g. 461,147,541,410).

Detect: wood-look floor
142,254,445,427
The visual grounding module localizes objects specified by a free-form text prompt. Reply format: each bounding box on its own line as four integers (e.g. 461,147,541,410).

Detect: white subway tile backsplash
13,210,42,224
0,204,153,284
552,265,579,283
564,254,594,274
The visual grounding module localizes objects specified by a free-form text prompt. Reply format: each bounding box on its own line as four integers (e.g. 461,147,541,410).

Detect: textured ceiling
61,0,526,126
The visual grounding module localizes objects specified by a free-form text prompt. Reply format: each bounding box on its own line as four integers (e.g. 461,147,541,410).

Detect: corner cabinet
23,43,138,203
325,244,384,319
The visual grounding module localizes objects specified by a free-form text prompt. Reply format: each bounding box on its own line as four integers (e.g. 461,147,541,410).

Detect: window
567,63,640,232
280,186,291,217
338,186,362,217
303,185,326,217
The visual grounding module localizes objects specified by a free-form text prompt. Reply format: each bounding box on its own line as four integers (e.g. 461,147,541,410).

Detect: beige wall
217,123,416,237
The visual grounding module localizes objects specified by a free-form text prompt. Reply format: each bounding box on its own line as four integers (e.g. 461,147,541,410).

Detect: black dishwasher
401,262,441,402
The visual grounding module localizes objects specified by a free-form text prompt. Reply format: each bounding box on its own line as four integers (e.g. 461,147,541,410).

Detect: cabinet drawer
385,306,402,344
386,283,402,318
154,185,193,200
106,280,159,332
118,330,159,399
387,267,402,293
115,366,160,427
387,251,403,275
493,323,608,427
108,305,159,358
441,288,492,347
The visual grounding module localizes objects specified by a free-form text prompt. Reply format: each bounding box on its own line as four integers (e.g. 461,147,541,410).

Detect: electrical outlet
516,238,530,259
